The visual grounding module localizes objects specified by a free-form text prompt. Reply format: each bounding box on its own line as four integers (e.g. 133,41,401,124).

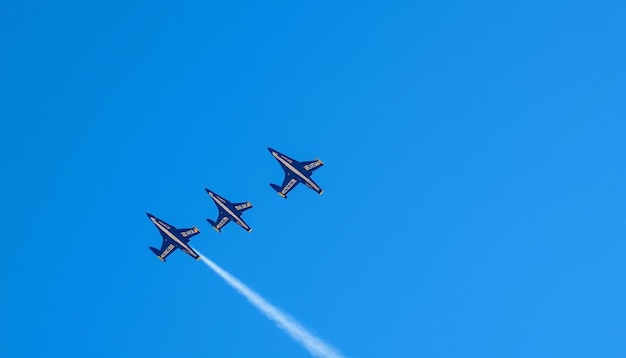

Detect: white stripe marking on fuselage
209,193,248,229
272,152,319,191
152,218,196,256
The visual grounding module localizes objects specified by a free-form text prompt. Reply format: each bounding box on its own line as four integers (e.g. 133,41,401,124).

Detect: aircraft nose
267,147,276,153
204,188,213,195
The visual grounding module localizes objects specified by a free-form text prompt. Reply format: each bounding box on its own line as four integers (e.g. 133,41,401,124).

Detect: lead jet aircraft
147,213,201,262
268,147,324,198
205,189,253,233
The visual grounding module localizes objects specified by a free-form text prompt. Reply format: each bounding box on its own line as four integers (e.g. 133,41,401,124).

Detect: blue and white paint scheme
268,147,324,198
146,213,201,262
205,189,253,233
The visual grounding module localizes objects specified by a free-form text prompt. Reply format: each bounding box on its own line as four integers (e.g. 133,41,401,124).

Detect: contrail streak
197,253,345,358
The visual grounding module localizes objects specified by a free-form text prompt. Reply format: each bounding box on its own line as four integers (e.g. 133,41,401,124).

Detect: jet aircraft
205,189,253,233
147,213,201,262
268,147,324,198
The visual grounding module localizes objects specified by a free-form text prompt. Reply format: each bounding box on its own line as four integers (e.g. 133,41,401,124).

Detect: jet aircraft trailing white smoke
197,253,345,358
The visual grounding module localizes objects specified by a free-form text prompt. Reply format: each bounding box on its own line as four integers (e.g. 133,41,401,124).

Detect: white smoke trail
197,253,345,358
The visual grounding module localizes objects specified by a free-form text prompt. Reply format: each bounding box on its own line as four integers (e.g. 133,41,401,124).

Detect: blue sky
2,0,626,357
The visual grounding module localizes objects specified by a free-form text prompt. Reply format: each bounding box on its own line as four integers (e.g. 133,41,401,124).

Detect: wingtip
319,190,324,195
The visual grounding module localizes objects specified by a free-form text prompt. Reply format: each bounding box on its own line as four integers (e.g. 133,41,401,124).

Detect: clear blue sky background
1,0,625,357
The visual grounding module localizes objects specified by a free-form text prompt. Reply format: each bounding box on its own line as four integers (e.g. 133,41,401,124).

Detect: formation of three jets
147,148,325,262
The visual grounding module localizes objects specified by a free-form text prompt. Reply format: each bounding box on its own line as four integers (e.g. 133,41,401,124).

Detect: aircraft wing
149,241,177,262
233,201,253,213
178,227,200,243
215,212,230,231
302,159,324,173
271,173,299,198
208,212,231,233
160,243,177,260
